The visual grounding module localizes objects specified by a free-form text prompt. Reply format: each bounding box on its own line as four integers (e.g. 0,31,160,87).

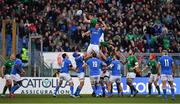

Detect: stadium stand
0,0,179,54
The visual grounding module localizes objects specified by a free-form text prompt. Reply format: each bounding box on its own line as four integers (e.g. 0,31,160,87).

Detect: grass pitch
0,94,180,104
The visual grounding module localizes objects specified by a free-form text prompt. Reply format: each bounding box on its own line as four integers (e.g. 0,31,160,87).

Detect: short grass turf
0,94,180,104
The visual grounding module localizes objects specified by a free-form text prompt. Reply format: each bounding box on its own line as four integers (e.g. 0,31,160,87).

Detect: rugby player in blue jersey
53,53,76,98
10,54,25,97
99,49,114,97
73,52,85,97
82,18,107,55
83,52,106,97
157,50,176,101
107,55,123,97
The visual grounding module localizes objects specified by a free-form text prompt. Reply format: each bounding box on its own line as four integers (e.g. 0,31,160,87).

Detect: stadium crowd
0,0,179,53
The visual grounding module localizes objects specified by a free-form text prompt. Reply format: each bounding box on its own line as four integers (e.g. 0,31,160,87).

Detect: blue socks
102,86,106,95
70,85,74,95
107,92,112,96
75,86,81,96
96,85,102,95
171,88,174,96
11,85,20,93
54,86,60,95
163,89,167,100
92,85,96,94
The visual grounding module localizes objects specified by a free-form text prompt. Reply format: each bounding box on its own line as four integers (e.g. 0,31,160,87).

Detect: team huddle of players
0,14,176,102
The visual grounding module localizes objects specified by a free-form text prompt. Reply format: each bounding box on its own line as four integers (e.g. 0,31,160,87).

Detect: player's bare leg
107,81,113,97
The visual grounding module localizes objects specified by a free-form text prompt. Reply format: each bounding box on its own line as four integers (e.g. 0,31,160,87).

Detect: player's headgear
150,53,156,59
91,18,98,27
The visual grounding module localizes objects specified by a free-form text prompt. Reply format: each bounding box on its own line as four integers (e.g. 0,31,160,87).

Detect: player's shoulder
15,58,22,63
65,58,71,63
5,59,10,64
167,56,173,60
86,58,92,62
90,27,95,31
159,56,164,60
133,55,137,58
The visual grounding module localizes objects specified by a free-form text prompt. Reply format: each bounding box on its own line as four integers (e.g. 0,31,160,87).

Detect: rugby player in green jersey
124,49,139,97
1,54,15,97
143,53,161,97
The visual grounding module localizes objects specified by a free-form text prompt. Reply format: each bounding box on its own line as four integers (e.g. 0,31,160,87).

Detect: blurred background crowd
0,0,180,54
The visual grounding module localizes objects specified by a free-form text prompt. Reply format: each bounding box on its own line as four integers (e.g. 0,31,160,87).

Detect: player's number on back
92,61,97,67
164,59,169,67
62,62,64,67
117,64,121,70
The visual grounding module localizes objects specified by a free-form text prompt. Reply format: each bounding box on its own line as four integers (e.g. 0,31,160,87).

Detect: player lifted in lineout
83,52,106,97
142,53,161,97
82,17,107,55
157,50,176,101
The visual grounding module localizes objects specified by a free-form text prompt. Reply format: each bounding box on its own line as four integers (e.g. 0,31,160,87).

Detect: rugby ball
76,10,83,16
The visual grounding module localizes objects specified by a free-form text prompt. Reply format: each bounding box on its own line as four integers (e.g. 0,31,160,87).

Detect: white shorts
59,73,72,81
109,75,121,83
126,72,136,79
87,44,99,55
100,71,110,78
161,74,173,81
99,33,104,42
90,75,101,84
11,74,22,82
78,72,85,79
149,74,160,83
5,74,11,80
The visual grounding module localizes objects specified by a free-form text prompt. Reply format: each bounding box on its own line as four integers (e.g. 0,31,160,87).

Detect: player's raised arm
156,61,161,75
142,65,148,72
83,13,91,24
99,50,107,61
82,31,90,38
99,17,107,31
82,63,87,69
